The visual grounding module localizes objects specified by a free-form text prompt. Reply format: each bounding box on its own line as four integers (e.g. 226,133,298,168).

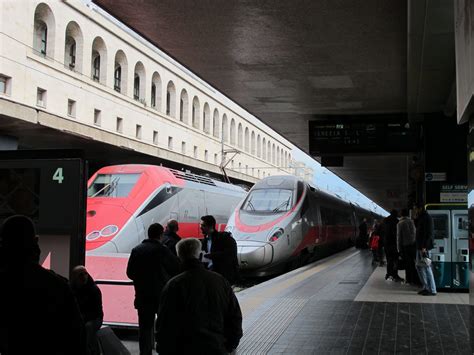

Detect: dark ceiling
93,0,455,210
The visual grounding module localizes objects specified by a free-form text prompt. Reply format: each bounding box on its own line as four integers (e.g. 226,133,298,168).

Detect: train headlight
268,228,284,242
101,225,119,237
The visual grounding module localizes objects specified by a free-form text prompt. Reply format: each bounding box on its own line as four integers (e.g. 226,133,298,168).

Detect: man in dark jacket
127,223,180,355
357,218,368,249
0,215,85,355
382,210,403,282
70,265,103,355
200,215,239,284
156,238,243,355
161,219,181,256
414,204,437,296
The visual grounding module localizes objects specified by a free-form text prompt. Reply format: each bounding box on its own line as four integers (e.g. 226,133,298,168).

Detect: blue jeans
415,250,437,294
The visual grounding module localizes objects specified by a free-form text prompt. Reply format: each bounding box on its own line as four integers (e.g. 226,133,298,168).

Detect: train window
242,189,293,213
455,214,468,239
87,173,141,198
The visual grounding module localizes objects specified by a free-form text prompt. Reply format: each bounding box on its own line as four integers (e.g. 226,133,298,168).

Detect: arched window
267,141,271,162
237,123,243,148
272,144,276,164
222,114,229,142
277,147,280,167
251,131,256,155
151,72,161,110
262,138,266,160
203,103,210,133
133,62,146,101
33,4,55,58
91,37,107,84
244,128,250,152
64,21,83,72
113,50,128,94
166,81,176,117
213,109,220,138
180,89,189,123
257,135,261,158
192,96,200,128
230,119,236,145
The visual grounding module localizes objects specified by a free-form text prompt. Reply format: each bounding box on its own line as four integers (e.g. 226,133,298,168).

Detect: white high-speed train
225,175,381,276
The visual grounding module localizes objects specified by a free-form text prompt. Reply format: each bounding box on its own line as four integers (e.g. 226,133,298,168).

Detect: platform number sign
53,167,64,184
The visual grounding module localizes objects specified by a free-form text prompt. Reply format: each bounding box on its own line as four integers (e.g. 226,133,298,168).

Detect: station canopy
94,0,455,210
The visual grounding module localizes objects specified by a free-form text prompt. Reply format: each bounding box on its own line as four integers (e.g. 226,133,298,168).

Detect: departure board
309,117,419,155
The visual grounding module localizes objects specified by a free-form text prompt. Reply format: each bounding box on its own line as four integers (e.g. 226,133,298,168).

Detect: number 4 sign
53,167,64,184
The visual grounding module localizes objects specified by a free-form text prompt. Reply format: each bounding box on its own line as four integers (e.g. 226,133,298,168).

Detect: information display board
308,116,420,155
0,150,87,278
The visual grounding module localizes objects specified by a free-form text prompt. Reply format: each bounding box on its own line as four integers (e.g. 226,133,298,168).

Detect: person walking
0,215,85,355
414,204,437,296
70,265,103,355
383,210,404,282
126,223,180,355
200,215,239,284
357,218,369,249
396,209,418,285
161,219,181,256
156,238,243,355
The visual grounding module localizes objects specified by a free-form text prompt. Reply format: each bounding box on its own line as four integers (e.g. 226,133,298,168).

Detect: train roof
93,164,246,193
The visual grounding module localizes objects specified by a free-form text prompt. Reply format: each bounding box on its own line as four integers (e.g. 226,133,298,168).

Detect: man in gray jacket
397,209,418,285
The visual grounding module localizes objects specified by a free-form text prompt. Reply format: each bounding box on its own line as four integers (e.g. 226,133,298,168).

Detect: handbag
415,251,432,267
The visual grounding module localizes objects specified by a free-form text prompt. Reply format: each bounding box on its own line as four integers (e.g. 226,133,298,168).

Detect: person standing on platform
156,238,243,355
397,209,418,285
70,265,103,355
414,204,437,296
0,215,85,355
383,210,404,282
357,218,369,249
200,215,239,284
126,223,180,355
161,219,181,256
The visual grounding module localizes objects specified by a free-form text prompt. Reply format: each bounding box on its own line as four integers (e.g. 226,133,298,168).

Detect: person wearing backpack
200,215,239,284
126,223,180,355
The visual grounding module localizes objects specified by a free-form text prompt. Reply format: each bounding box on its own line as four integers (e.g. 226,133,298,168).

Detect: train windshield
87,173,141,198
241,189,293,213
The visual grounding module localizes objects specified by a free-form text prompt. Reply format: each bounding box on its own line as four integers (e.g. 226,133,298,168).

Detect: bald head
0,215,39,264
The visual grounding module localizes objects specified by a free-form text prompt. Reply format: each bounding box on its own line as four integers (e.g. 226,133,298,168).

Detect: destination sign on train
308,116,419,155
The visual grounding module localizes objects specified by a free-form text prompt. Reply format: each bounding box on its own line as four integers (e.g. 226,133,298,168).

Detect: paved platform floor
120,248,472,354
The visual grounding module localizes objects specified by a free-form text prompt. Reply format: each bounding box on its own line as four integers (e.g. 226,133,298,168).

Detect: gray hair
176,238,202,261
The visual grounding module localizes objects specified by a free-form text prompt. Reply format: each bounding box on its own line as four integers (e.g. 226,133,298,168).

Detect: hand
421,248,426,253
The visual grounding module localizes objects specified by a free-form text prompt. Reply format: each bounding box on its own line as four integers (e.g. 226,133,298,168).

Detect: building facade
0,0,293,181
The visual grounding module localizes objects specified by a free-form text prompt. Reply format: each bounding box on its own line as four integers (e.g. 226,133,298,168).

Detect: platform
121,248,471,354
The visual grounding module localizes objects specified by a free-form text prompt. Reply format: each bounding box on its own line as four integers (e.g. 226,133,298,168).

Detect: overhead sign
425,172,447,182
440,184,467,203
308,115,419,155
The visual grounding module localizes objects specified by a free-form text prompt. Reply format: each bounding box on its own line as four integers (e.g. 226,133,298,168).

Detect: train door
430,209,452,288
179,188,203,237
451,210,469,289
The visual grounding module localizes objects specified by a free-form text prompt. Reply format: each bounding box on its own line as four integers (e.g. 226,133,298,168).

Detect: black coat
0,263,86,355
382,215,399,248
156,259,243,355
126,238,180,311
162,231,181,256
71,276,103,323
416,211,434,250
201,231,239,284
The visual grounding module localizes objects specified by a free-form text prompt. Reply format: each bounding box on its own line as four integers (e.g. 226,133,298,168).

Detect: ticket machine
427,204,469,290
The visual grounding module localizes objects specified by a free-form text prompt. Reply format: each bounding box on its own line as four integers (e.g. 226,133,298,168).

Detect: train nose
237,241,273,269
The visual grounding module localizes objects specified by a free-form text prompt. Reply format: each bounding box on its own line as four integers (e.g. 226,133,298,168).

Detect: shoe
422,292,437,296
418,290,429,295
393,277,404,283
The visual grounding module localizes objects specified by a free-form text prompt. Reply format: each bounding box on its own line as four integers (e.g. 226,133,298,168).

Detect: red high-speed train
84,164,246,325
